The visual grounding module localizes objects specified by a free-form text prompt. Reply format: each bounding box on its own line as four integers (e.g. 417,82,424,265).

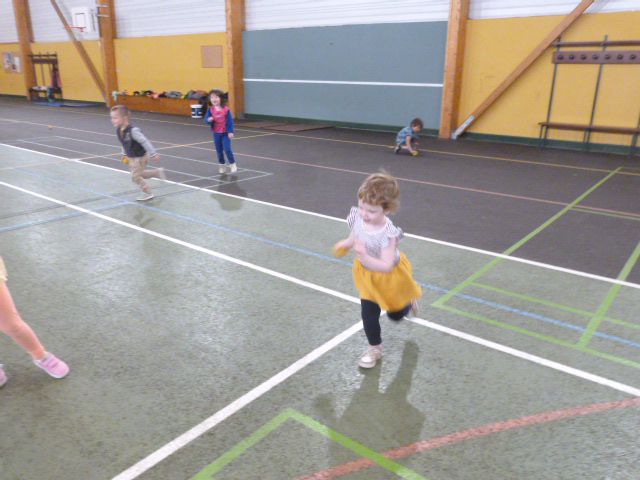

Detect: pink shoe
34,353,69,379
0,365,7,387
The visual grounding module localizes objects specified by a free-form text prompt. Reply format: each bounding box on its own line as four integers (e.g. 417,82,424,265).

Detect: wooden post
12,0,37,99
452,0,595,139
49,0,108,103
439,0,469,139
96,0,118,107
226,0,245,118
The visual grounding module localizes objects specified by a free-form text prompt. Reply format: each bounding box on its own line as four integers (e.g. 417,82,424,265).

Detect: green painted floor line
191,408,429,480
577,345,640,368
288,409,429,480
572,206,640,222
471,282,640,330
436,304,640,370
578,240,640,348
432,168,621,310
190,410,292,479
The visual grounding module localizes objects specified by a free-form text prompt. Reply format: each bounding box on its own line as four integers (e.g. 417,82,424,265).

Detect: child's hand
207,117,213,123
228,133,234,139
150,154,160,162
332,240,351,258
410,150,419,156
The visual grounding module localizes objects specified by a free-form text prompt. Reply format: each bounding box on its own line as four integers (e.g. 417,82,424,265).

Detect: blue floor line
4,166,639,351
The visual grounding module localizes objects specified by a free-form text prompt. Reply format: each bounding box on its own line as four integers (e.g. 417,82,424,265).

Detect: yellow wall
1,32,228,103
459,11,640,146
115,32,228,94
0,43,27,95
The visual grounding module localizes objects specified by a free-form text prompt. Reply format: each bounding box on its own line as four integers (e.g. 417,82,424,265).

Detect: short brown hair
410,118,423,129
110,105,130,117
357,171,400,213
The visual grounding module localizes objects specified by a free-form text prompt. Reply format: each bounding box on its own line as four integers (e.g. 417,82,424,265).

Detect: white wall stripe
244,78,443,88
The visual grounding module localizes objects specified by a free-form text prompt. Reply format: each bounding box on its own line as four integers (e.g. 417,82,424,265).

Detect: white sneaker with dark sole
218,165,227,174
136,193,154,201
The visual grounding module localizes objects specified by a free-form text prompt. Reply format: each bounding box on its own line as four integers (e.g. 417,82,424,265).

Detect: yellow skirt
353,252,422,312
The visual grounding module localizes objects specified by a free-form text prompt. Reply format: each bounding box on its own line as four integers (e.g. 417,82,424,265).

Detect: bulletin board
3,52,22,73
201,45,223,68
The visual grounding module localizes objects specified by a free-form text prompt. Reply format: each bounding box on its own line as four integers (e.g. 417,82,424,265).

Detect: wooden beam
225,0,245,117
49,0,107,103
452,0,595,139
96,0,118,107
439,0,469,139
12,0,36,99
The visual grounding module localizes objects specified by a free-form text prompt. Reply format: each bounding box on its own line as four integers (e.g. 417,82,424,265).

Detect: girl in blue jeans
204,89,237,174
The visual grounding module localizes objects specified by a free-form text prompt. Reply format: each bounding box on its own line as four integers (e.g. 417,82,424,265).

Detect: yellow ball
122,156,129,165
332,245,349,258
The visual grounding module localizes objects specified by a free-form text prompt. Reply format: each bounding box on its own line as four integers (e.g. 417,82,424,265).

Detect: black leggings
361,299,411,346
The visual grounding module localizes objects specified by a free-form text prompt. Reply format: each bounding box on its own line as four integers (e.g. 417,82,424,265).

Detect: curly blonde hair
357,171,400,213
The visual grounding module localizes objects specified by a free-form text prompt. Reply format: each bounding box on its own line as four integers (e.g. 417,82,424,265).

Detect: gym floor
0,96,639,480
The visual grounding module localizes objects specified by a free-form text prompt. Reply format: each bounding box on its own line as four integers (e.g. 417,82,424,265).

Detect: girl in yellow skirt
333,172,422,368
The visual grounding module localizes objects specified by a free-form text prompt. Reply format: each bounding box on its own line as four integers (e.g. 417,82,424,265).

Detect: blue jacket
204,106,234,134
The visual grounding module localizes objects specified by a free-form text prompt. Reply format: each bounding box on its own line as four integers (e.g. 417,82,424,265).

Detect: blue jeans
213,133,235,164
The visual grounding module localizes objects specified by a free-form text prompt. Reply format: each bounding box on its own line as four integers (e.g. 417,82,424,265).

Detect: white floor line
0,116,177,143
407,317,640,397
2,177,639,479
2,106,640,175
1,142,638,291
0,159,67,171
53,133,273,150
4,143,212,181
51,135,121,148
17,139,122,157
111,321,363,480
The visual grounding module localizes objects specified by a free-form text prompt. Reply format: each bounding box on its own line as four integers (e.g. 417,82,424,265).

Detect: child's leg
129,156,152,194
387,304,412,321
361,299,382,346
138,155,163,180
221,134,236,164
0,281,46,360
213,133,225,164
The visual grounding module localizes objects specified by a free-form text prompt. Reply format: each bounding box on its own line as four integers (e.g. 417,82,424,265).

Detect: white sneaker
358,345,382,368
229,163,238,173
136,193,154,202
157,167,166,181
218,165,227,174
0,365,7,388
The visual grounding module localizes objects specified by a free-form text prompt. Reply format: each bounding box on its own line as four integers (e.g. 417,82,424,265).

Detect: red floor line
297,397,640,480
229,150,640,217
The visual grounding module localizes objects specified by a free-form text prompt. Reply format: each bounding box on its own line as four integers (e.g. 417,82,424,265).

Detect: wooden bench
539,121,640,153
115,95,196,116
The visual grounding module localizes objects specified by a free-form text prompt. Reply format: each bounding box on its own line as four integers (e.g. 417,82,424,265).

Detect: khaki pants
129,155,161,194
